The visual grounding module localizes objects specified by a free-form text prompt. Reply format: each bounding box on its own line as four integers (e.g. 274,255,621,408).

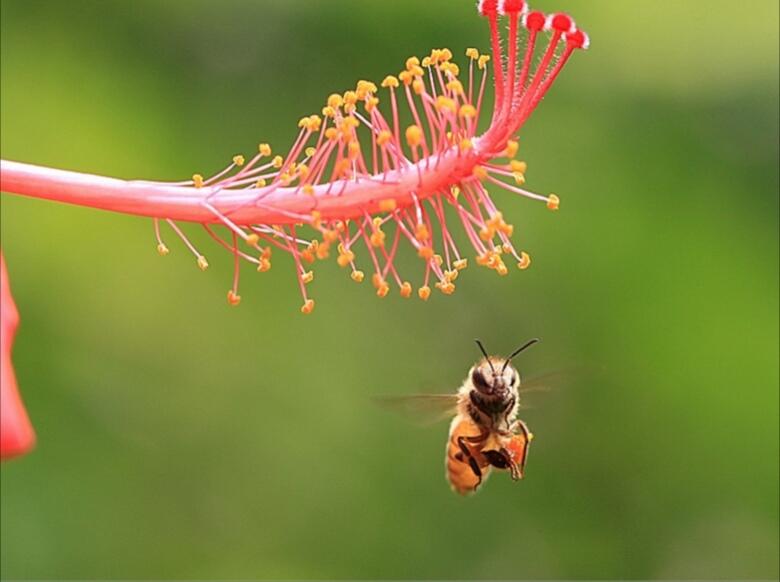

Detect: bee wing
374,393,460,426
519,367,580,394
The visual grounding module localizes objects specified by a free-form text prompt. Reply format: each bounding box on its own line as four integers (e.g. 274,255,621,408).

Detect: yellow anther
473,165,488,179
258,143,272,157
261,246,272,260
440,48,453,62
192,174,204,188
365,97,379,112
323,229,339,244
308,115,322,132
547,194,560,211
379,198,397,212
451,186,461,199
418,286,431,301
322,105,336,118
528,432,534,441
376,282,390,298
272,155,284,169
298,117,309,129
325,127,339,141
356,80,377,97
435,280,456,295
196,255,209,271
255,178,267,188
406,125,423,148
304,147,316,158
381,75,399,89
478,55,491,69
454,258,468,270
232,155,245,167
510,160,528,173
447,80,464,95
316,242,331,260
412,79,425,95
343,116,360,129
433,254,443,267
406,56,420,70
227,290,241,306
257,258,272,272
246,233,260,246
415,223,430,241
502,243,513,254
337,250,355,268
300,248,315,264
505,140,519,158
370,229,386,248
377,130,393,146
343,90,358,106
301,299,315,315
435,96,457,113
459,104,477,119
440,62,460,77
311,213,322,231
421,56,432,68
156,243,169,256
418,246,434,260
347,141,361,160
466,48,479,60
459,138,473,153
496,262,509,276
351,270,365,283
400,282,412,298
445,269,459,281
301,271,314,284
327,94,343,109
302,184,314,196
513,172,526,185
333,158,352,179
410,65,424,77
518,251,532,270
399,70,414,85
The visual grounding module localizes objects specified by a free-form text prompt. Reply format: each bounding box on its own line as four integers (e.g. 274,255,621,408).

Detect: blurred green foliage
1,0,778,579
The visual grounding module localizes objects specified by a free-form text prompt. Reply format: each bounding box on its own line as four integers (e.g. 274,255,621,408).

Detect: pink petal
1,252,35,460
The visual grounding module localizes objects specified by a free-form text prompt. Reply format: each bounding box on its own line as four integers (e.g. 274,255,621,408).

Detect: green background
1,0,778,579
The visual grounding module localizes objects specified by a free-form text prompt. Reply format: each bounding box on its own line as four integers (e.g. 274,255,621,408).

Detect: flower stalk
1,0,588,314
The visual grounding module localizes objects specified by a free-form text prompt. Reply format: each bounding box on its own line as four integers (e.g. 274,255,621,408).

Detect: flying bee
381,338,542,495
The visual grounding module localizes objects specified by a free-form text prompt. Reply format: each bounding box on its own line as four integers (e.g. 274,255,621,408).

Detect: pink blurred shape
1,252,35,460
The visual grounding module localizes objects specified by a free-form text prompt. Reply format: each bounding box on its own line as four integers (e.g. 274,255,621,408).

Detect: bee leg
498,448,522,480
457,436,483,490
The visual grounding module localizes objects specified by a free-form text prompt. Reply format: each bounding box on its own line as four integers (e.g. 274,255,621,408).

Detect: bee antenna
474,339,497,375
502,338,541,372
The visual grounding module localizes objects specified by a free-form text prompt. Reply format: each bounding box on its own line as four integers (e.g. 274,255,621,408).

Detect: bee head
470,358,518,396
471,338,539,396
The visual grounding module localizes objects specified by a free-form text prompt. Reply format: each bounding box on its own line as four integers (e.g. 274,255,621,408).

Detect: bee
382,338,541,495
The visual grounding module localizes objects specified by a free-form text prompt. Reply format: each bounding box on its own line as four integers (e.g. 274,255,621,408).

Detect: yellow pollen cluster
301,299,315,315
547,194,560,211
381,75,399,89
232,155,245,167
379,198,397,212
258,143,272,157
192,174,204,188
406,125,423,148
227,290,241,306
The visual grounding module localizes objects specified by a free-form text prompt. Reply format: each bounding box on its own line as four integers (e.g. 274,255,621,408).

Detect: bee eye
472,369,489,390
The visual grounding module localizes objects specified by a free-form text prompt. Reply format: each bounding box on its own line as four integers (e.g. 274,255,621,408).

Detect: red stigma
566,30,590,50
550,13,575,33
477,0,499,16
524,11,546,31
500,0,526,14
